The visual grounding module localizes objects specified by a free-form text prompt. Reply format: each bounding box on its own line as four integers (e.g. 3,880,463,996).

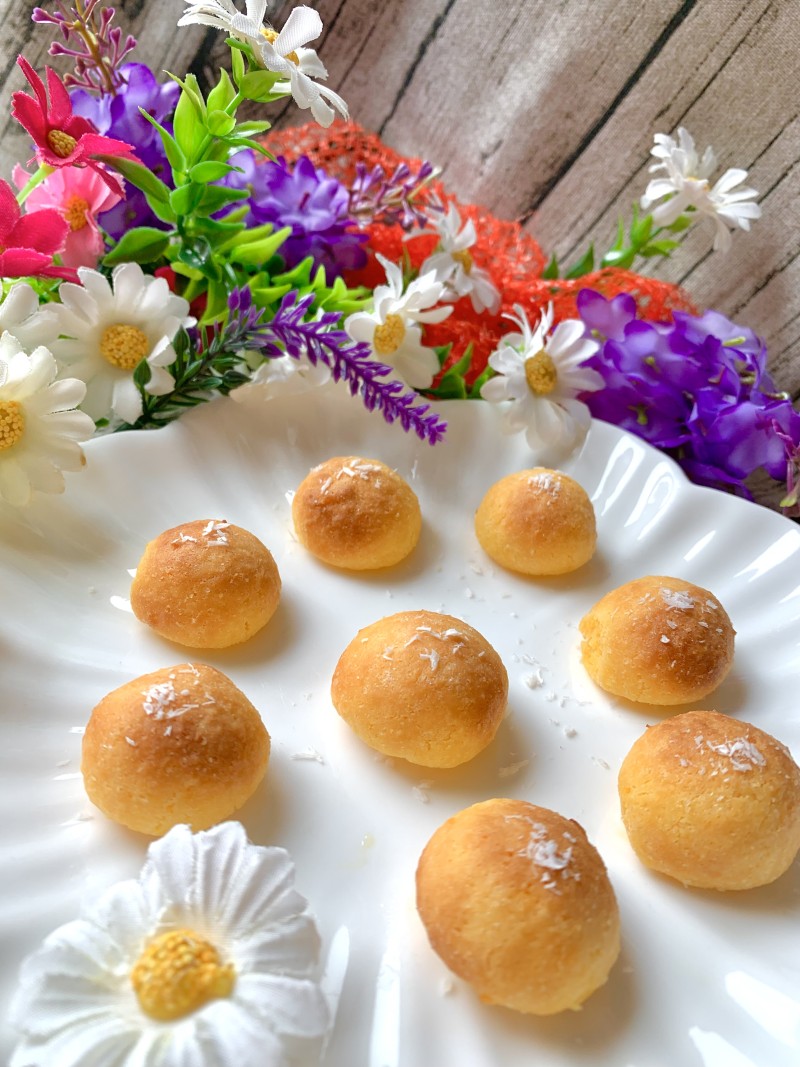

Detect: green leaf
629,211,653,248
469,366,494,399
188,160,242,182
169,183,205,216
229,41,246,85
251,283,294,305
228,226,291,266
433,368,468,400
639,239,680,257
102,157,171,203
172,81,206,162
168,72,206,117
207,68,237,112
205,110,236,137
194,184,249,216
177,238,212,272
608,217,626,253
601,247,637,269
137,110,187,176
221,136,272,157
666,213,693,233
541,252,560,280
103,227,171,266
238,69,282,103
233,120,272,136
565,243,595,279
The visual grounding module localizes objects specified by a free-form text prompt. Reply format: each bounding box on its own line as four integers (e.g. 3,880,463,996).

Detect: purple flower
220,154,367,280
577,289,637,342
347,159,437,231
71,63,178,238
577,289,800,496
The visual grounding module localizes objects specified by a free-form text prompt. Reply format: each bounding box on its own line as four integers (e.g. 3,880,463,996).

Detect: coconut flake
661,588,695,610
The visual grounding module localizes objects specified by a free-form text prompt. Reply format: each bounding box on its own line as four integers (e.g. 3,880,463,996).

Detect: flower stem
16,164,54,205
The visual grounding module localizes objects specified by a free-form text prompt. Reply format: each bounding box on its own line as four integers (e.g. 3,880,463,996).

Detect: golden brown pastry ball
619,710,800,890
579,575,735,705
292,456,421,570
331,610,508,767
130,519,281,649
416,799,620,1014
82,664,270,836
475,468,596,575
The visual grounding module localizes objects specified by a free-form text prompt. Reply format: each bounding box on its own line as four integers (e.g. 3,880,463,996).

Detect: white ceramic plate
1,386,799,1067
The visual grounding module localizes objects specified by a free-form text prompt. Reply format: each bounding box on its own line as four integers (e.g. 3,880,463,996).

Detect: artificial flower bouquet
0,0,796,512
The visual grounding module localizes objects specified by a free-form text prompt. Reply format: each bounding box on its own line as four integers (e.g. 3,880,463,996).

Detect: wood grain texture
0,0,797,510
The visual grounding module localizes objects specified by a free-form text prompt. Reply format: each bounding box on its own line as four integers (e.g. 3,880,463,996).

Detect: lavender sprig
213,289,447,444
32,2,136,95
348,161,438,231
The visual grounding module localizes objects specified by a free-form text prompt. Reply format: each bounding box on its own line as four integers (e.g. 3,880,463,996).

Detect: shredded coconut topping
171,532,198,545
705,736,766,771
141,681,197,720
507,816,580,893
201,519,230,546
419,649,440,670
660,588,695,610
528,471,559,493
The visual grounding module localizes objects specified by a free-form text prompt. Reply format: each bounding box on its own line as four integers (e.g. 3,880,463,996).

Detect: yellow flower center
373,313,406,357
64,196,91,231
524,350,558,395
261,27,300,64
47,129,78,158
452,249,473,274
99,324,149,370
131,928,236,1022
0,401,25,451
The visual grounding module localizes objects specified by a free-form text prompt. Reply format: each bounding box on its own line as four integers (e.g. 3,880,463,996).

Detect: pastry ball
416,799,620,1014
130,519,281,649
475,468,596,575
292,456,421,570
331,610,508,767
579,575,735,705
82,664,270,836
619,710,800,890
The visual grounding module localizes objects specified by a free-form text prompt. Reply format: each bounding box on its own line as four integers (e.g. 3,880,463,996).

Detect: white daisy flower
178,2,348,128
480,304,603,458
9,821,330,1067
50,263,194,425
0,281,60,350
344,254,452,389
0,332,94,507
258,7,348,128
640,127,761,253
231,352,331,403
419,203,501,314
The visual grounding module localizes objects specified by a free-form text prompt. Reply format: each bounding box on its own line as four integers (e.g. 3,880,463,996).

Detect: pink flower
11,58,138,197
22,167,121,269
0,178,77,281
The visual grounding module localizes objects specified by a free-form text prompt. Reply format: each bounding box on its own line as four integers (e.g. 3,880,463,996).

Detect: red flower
0,178,77,281
11,58,138,198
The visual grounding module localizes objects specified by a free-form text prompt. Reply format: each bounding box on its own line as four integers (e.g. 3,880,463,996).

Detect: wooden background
0,0,798,505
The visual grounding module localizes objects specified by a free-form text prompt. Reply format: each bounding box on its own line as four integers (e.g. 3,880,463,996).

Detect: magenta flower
11,58,138,197
21,165,120,269
0,178,76,281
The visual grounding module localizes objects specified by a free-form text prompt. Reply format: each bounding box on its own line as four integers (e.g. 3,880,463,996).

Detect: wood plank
529,0,799,379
